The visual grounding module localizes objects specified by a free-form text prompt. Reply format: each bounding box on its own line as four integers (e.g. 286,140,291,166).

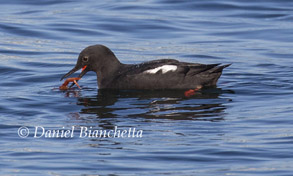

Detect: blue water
1,0,293,175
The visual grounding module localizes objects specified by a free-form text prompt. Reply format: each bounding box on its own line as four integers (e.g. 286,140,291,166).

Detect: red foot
184,88,200,97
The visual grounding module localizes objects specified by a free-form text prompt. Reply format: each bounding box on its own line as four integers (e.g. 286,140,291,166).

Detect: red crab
59,77,81,90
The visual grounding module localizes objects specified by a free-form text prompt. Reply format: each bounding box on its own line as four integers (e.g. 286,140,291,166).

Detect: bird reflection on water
67,88,233,122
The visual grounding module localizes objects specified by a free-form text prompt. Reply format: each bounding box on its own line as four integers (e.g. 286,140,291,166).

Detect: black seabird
61,44,230,89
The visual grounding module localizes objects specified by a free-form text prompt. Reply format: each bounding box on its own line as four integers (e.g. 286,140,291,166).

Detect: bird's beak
60,65,88,81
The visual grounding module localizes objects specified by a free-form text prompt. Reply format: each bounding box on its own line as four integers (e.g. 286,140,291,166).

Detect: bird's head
60,44,120,81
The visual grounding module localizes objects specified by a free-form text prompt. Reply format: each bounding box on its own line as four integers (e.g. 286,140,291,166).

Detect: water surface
1,0,293,175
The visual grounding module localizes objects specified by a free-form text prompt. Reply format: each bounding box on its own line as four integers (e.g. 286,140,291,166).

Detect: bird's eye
82,57,89,62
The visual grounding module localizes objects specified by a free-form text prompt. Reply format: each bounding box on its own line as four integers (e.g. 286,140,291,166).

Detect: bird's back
102,59,230,90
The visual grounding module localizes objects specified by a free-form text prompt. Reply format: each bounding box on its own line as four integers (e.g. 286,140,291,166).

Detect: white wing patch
144,65,177,74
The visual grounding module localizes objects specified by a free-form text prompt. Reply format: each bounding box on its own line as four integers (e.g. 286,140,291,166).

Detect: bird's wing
122,59,180,75
119,59,229,78
182,63,221,76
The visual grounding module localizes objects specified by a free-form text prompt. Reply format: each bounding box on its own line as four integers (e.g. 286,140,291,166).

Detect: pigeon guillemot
61,44,230,89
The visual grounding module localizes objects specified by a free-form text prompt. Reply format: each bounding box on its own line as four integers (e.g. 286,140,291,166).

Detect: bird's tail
210,64,231,73
205,64,231,86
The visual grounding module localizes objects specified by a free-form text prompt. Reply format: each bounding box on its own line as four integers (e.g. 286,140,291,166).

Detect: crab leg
73,80,81,89
59,77,81,90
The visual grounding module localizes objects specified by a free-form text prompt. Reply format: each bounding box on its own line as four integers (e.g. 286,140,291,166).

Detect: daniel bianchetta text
32,126,143,138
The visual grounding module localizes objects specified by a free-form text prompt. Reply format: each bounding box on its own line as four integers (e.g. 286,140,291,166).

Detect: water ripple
1,0,293,175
